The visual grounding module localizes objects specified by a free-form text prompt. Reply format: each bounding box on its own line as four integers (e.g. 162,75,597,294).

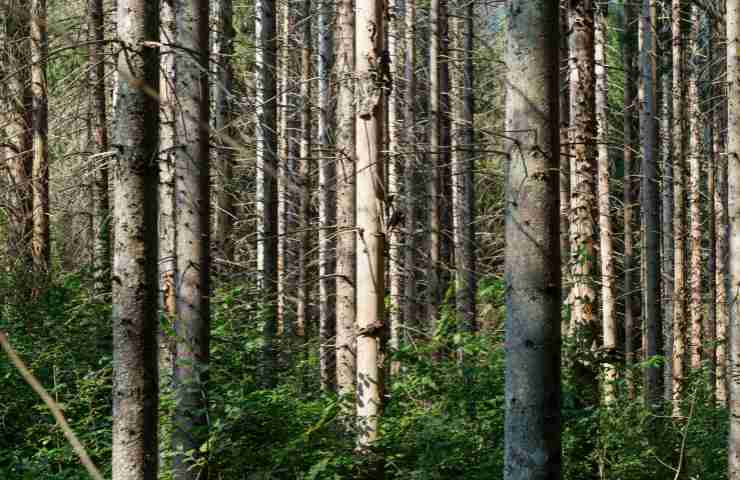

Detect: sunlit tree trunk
503,1,560,477
111,0,159,477
256,0,278,387
317,0,336,392
727,0,740,474
355,0,385,448
335,0,357,405
595,1,615,403
688,4,702,371
88,0,111,294
671,0,687,414
30,0,48,275
171,2,210,478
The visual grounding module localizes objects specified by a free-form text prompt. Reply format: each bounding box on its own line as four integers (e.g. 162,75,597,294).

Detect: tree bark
403,0,418,332
111,0,159,477
661,72,674,402
171,2,210,479
427,0,442,331
503,1,561,477
30,0,48,276
355,0,385,448
335,0,357,406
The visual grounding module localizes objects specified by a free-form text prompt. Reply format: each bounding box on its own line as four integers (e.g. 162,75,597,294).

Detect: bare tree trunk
88,0,111,294
716,15,729,402
403,0,418,332
727,1,740,475
335,0,357,406
355,0,385,449
213,0,235,262
595,1,615,403
671,0,687,414
317,0,336,392
388,0,404,376
171,2,210,479
559,0,570,276
111,0,159,477
623,0,638,399
661,72,674,402
688,4,702,371
427,0,442,331
503,1,561,477
256,0,279,387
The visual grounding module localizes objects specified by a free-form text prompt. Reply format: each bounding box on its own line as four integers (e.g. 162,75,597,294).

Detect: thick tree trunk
256,0,278,387
335,0,357,406
88,0,111,294
671,0,687,414
639,0,661,409
30,0,49,276
213,0,235,263
317,0,336,392
355,0,385,448
503,1,560,477
622,0,637,399
727,1,740,475
595,2,615,403
111,0,159,477
171,2,210,479
688,4,702,371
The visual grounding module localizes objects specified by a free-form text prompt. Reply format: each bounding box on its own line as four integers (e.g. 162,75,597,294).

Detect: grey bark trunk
403,0,418,332
111,0,159,477
427,0,442,331
661,72,674,402
503,1,561,477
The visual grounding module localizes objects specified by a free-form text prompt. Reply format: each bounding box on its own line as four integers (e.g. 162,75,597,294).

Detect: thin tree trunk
297,0,311,341
559,0,570,275
688,4,702,371
503,1,561,477
213,0,235,262
727,1,740,475
595,1,615,403
623,0,638,399
716,18,729,402
427,0,442,331
355,0,385,448
111,0,159,477
171,2,210,479
335,0,357,406
317,0,336,392
671,0,687,414
403,0,418,332
88,0,111,294
256,0,279,387
661,72,674,402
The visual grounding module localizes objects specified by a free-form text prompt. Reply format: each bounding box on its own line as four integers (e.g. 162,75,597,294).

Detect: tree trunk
256,0,278,387
88,0,111,294
171,2,210,479
559,0,571,276
727,1,740,475
661,72,674,402
317,0,336,392
503,1,561,477
427,0,442,331
213,0,235,263
622,0,637,399
111,0,159,477
671,0,687,414
335,0,357,406
403,0,418,332
355,0,385,448
595,1,615,403
688,4,702,371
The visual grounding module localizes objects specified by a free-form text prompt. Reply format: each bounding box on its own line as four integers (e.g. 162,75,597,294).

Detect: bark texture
503,1,561,478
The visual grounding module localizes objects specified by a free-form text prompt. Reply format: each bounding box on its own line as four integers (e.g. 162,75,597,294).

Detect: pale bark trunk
595,2,615,403
355,0,385,448
213,0,235,262
623,0,637,399
335,0,356,405
403,0,417,331
503,1,561,477
89,0,111,294
727,1,740,474
708,99,717,400
672,0,687,414
30,0,48,275
318,0,336,392
171,2,210,479
568,0,598,407
111,0,159,477
388,0,403,375
427,0,442,331
688,4,702,371
640,0,661,409
716,24,729,403
661,72,674,402
256,0,279,387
